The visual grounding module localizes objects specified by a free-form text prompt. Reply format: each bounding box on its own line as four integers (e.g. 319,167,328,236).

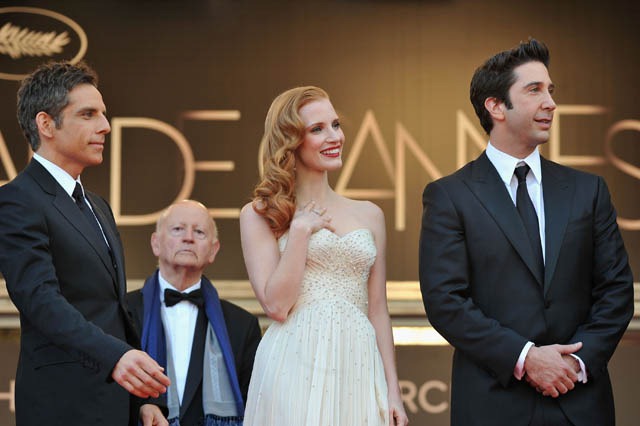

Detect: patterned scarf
140,270,244,425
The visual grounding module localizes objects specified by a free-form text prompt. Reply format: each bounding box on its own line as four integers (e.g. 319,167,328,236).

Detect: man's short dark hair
16,61,98,151
470,38,550,134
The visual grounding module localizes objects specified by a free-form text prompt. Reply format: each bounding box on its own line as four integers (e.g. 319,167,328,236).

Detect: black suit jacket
0,160,138,425
127,284,261,426
419,153,634,426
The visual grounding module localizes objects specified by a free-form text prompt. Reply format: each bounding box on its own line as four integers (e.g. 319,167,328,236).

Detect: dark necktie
164,288,204,307
514,164,544,282
72,182,107,244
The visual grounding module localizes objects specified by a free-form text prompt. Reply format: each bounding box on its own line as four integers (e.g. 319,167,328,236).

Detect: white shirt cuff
514,341,534,380
570,354,588,383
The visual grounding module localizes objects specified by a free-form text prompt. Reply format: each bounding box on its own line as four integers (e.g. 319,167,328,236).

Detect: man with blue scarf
127,200,261,426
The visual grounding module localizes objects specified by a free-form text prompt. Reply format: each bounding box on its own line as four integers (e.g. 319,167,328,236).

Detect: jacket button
544,300,551,309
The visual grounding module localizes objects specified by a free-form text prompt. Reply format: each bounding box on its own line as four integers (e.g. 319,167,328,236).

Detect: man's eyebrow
75,106,108,115
523,81,555,90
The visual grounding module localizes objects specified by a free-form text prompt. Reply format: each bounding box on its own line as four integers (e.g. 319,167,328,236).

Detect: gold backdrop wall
1,1,639,424
1,0,638,282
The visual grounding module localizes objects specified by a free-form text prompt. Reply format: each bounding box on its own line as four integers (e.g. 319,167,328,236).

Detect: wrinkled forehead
157,203,217,236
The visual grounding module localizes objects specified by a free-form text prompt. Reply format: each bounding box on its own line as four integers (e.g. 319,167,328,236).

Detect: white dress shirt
33,153,78,198
33,153,110,246
485,143,586,384
158,273,200,402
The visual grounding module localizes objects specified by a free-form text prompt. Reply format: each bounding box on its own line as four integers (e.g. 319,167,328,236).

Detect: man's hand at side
112,349,171,398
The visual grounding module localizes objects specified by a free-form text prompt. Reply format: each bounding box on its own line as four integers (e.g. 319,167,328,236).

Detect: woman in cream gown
239,86,408,426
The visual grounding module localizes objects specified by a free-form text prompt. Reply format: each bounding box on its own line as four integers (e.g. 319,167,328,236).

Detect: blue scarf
140,270,244,424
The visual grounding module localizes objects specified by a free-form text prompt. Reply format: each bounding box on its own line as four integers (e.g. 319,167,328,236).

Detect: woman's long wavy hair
252,86,330,237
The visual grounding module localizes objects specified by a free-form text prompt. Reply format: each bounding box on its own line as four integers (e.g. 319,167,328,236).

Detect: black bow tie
164,288,204,307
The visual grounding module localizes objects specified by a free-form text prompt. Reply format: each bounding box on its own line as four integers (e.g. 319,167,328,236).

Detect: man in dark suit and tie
0,61,170,425
127,200,261,426
419,39,634,425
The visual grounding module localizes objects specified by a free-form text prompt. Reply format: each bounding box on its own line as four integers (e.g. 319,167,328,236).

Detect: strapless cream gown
244,228,388,425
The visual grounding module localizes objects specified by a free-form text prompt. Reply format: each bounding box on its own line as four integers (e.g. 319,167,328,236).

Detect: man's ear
208,239,221,264
35,112,54,138
484,97,506,122
150,232,160,257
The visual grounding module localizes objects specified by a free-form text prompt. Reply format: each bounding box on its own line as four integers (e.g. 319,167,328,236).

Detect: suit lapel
180,308,207,418
55,194,117,284
26,161,117,287
540,158,572,295
87,194,125,296
464,153,544,285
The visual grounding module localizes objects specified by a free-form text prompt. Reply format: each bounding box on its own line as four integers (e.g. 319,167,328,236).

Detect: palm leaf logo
0,22,70,59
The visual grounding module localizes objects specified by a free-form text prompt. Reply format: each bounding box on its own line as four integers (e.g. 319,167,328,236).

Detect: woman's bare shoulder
240,201,265,226
341,197,383,219
240,200,262,216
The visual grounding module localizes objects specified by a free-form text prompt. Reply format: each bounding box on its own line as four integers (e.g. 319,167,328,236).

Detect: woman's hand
389,395,409,426
290,200,334,235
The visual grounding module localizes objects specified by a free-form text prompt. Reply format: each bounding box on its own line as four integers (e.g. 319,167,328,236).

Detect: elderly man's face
151,202,219,272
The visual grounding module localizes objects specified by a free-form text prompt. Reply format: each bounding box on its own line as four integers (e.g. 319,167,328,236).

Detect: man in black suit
419,39,634,425
0,61,170,425
127,200,261,426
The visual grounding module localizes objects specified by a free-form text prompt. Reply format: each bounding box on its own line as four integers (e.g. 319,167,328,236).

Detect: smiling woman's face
295,98,345,174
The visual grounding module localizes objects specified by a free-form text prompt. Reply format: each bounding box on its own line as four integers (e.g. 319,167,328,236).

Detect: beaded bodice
278,228,376,313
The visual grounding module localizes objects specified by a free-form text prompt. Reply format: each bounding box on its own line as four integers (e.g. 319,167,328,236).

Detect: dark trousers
529,395,574,426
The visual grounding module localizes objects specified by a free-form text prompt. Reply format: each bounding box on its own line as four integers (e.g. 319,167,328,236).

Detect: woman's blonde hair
252,86,330,237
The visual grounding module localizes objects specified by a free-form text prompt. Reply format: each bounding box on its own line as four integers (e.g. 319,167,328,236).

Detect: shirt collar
32,153,81,198
486,142,542,185
158,272,202,304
